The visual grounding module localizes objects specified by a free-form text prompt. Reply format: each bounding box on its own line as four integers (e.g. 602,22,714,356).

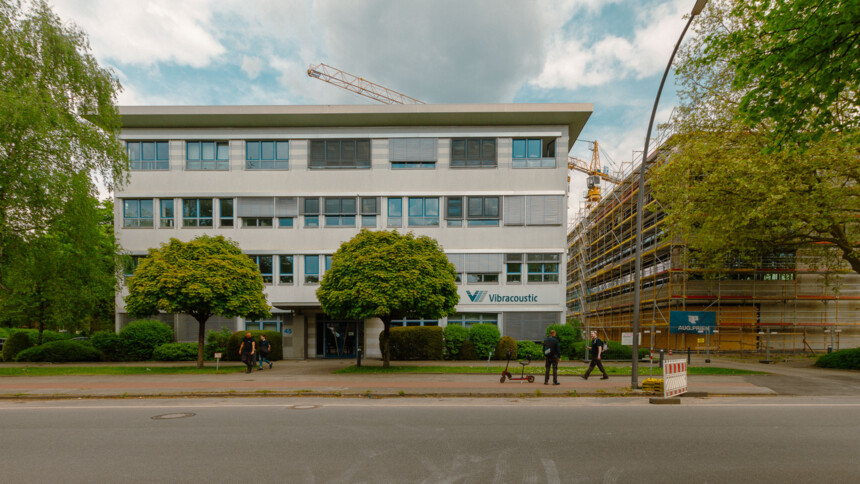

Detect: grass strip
0,366,247,376
334,365,764,376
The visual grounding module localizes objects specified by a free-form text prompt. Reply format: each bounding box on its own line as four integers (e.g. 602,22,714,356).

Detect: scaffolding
567,134,860,355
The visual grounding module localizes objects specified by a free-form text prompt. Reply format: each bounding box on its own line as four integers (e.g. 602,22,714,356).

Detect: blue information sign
669,311,716,334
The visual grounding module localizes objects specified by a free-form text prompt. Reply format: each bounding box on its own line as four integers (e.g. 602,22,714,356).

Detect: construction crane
568,141,620,203
307,63,425,105
307,63,617,203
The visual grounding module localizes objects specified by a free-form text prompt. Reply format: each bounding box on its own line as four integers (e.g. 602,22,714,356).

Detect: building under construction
566,137,860,356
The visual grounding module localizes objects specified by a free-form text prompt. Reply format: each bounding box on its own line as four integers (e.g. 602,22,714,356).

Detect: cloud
241,55,264,79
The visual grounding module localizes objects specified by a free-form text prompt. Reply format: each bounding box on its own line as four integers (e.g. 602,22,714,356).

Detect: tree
124,236,270,368
0,174,118,343
0,0,127,291
317,230,459,368
651,0,859,275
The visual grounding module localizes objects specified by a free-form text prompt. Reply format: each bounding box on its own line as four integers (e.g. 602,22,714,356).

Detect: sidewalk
0,356,821,400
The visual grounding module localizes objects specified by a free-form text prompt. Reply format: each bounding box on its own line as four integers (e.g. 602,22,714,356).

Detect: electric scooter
500,349,535,383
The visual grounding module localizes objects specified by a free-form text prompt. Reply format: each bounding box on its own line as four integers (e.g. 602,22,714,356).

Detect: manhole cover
288,405,319,410
151,412,196,420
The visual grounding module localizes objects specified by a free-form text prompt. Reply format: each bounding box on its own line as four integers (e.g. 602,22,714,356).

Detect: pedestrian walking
581,330,609,380
543,329,561,385
258,334,272,370
239,332,256,374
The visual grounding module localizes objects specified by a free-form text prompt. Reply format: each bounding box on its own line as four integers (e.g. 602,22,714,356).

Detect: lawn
334,365,764,376
0,366,247,376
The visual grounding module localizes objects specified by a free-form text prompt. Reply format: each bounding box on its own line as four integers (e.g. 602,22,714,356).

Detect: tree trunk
381,316,391,368
194,314,210,369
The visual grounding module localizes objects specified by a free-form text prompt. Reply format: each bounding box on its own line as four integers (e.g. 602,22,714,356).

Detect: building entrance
316,316,362,358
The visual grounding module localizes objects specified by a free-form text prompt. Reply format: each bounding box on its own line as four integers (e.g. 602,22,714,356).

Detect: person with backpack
542,329,561,385
582,330,609,380
258,334,272,370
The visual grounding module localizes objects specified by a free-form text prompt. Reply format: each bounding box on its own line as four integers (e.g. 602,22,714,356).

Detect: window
447,313,498,327
277,256,294,284
246,140,289,169
467,273,498,283
506,253,522,283
238,197,273,227
360,197,379,227
324,255,333,273
512,138,556,168
324,197,357,227
527,253,560,282
276,197,297,228
309,139,371,169
243,217,273,227
445,197,463,227
467,196,500,226
123,199,153,227
123,255,144,276
182,199,213,227
250,255,273,283
127,141,168,170
219,199,234,227
304,255,320,284
451,138,496,167
408,197,439,227
159,199,174,228
387,197,402,228
391,318,439,327
390,138,437,169
186,141,229,170
303,197,320,228
246,318,281,332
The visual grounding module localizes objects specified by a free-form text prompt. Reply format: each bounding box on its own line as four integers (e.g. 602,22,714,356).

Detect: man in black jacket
582,330,609,380
543,329,561,385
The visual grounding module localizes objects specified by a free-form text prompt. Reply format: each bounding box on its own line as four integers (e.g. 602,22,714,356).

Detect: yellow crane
307,63,616,202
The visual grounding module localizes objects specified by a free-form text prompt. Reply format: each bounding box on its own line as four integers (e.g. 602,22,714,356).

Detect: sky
50,0,699,215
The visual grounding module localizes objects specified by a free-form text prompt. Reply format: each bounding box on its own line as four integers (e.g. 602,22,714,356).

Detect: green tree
0,0,127,292
124,236,270,368
317,230,459,368
0,174,119,343
651,0,859,275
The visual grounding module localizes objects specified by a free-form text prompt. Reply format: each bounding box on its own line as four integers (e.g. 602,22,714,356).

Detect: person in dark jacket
582,330,609,380
257,334,272,370
543,329,561,385
238,332,255,374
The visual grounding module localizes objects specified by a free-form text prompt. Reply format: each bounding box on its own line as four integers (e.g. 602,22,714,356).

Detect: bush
119,320,174,361
15,340,104,362
10,329,72,346
517,340,544,361
225,330,282,361
90,331,123,361
3,331,33,362
566,318,584,342
546,323,578,357
815,348,860,370
458,340,478,360
0,328,10,338
152,342,199,361
495,336,518,360
443,325,469,360
468,324,501,360
205,327,233,359
384,326,444,360
572,340,650,360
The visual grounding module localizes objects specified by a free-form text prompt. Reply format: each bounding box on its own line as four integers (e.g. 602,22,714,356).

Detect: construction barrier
663,359,688,397
641,378,663,393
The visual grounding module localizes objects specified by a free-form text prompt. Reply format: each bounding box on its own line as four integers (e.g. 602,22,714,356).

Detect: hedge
15,340,104,362
573,340,650,360
495,336,518,360
10,329,72,346
443,325,469,360
546,323,578,357
458,340,478,360
205,327,233,359
119,320,174,361
517,340,544,361
3,332,33,362
225,330,282,361
152,342,199,361
815,348,860,370
90,331,123,361
468,324,501,360
384,326,444,360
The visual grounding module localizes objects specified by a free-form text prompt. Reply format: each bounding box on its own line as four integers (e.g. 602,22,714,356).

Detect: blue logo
466,290,488,302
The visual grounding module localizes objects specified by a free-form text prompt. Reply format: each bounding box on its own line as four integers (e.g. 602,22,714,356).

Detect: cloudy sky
51,0,699,205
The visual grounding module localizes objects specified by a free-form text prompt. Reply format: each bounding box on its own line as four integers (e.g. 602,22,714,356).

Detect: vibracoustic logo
466,290,488,302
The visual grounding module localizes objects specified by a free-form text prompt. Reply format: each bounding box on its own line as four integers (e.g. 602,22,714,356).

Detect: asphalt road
1,397,858,483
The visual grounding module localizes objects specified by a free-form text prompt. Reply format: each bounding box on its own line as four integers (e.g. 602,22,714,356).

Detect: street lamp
631,0,707,389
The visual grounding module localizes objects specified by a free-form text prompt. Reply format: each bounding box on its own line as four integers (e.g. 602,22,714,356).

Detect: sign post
214,352,222,371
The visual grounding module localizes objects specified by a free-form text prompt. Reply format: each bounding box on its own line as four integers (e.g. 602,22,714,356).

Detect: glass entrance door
323,321,357,358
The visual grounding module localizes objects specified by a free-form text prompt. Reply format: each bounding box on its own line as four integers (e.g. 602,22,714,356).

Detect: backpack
543,346,552,356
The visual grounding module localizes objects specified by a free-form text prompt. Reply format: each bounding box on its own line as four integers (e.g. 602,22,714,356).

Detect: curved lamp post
631,0,708,389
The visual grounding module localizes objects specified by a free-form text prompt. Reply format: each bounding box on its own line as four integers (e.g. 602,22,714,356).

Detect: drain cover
151,412,196,420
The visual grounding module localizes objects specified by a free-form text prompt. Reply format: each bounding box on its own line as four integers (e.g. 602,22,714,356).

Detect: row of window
126,137,558,171
122,195,564,229
124,253,559,285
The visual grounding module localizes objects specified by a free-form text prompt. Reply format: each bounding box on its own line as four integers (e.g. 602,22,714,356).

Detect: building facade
115,103,592,358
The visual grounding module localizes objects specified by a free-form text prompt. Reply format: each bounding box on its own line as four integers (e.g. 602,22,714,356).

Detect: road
1,397,859,483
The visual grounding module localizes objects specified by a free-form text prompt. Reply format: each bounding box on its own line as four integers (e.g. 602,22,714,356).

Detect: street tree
0,0,127,291
317,230,459,368
125,236,270,368
651,0,859,275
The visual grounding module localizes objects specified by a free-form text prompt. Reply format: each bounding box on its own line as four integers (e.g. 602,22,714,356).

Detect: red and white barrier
663,359,688,398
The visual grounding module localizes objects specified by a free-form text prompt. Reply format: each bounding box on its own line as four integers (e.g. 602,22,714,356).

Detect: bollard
687,347,691,365
659,349,665,368
356,347,362,367
827,345,833,354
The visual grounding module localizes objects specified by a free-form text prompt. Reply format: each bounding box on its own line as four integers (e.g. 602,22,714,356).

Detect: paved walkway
1,356,857,400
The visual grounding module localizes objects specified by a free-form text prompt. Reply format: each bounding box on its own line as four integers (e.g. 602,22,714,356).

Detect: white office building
115,104,591,359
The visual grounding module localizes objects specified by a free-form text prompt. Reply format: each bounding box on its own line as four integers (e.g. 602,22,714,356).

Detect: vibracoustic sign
465,290,539,304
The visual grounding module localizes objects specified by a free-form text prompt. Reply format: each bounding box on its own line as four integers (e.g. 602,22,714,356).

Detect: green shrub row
571,340,650,360
15,340,104,362
385,326,444,360
815,348,860,370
